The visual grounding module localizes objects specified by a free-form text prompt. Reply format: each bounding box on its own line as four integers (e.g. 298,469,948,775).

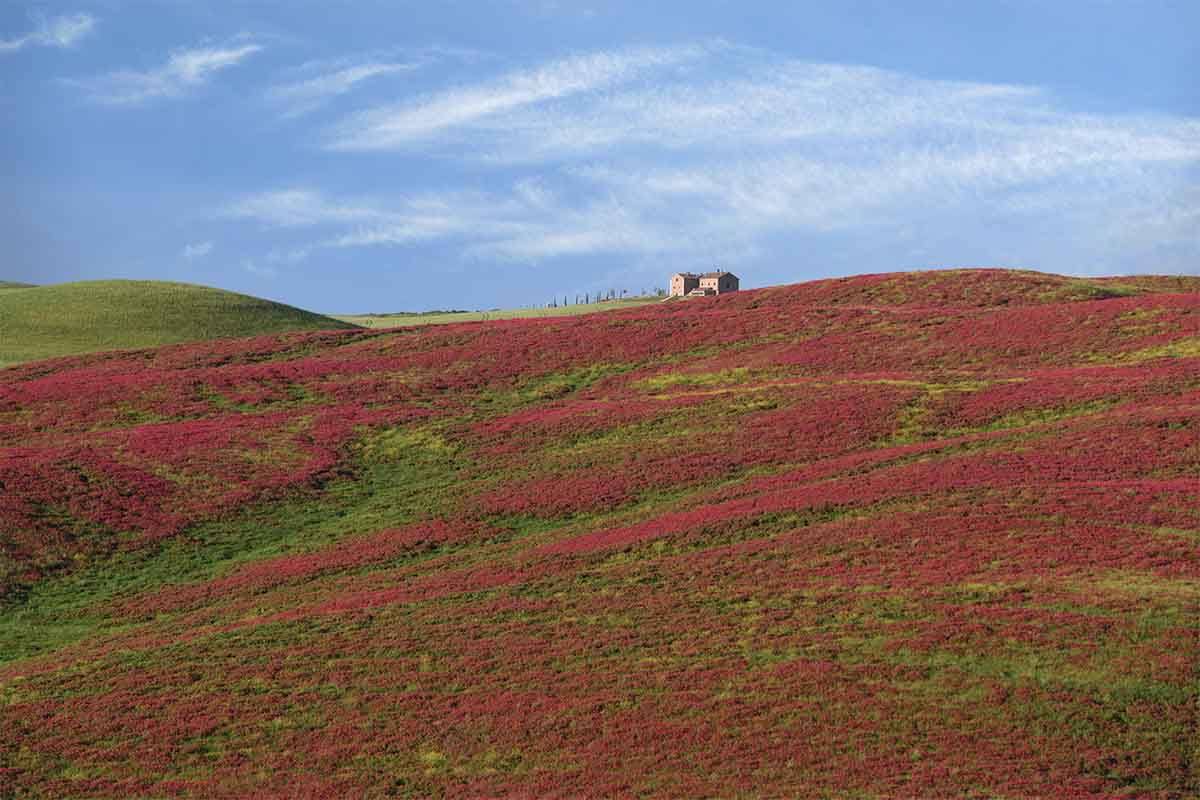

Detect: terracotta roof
675,270,737,279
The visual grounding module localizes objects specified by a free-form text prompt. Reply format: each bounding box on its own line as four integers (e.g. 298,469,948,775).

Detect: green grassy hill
0,280,357,367
0,281,36,290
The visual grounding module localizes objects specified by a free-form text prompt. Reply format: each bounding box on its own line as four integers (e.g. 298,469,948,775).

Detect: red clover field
1,269,1198,798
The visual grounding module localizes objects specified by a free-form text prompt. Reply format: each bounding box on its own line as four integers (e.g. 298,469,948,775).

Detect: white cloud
225,188,389,227
243,259,279,278
227,184,675,263
68,42,262,105
265,245,312,265
230,187,538,249
181,241,214,259
231,44,1199,277
0,12,96,54
268,60,419,118
326,43,713,150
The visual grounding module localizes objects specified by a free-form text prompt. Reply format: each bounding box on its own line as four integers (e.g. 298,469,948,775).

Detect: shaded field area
0,280,356,368
1,268,1198,798
333,295,662,328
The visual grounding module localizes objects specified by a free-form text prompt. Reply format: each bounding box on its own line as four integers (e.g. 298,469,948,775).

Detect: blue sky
3,1,1197,312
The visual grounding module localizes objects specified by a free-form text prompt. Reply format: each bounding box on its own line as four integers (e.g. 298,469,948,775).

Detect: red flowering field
1,269,1198,798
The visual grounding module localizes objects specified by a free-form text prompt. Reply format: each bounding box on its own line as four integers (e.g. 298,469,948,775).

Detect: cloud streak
226,189,389,227
327,43,712,150
69,41,262,105
231,44,1199,280
0,12,96,54
268,60,420,118
181,241,214,259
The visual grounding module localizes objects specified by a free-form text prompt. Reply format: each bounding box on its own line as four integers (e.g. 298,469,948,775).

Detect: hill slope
1,269,1197,798
0,280,356,367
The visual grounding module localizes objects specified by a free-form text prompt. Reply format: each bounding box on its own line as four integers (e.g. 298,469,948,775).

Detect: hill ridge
0,278,356,368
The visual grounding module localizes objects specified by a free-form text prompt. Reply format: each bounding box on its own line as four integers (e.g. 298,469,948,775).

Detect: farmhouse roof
702,271,734,278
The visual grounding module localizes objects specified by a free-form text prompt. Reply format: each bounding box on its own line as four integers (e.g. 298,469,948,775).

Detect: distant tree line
546,287,667,308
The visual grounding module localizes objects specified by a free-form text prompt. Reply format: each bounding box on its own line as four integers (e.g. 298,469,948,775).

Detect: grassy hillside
0,280,356,367
0,281,36,290
333,295,661,328
1,269,1198,798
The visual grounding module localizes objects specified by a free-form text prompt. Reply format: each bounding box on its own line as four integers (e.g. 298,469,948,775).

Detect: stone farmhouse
669,271,740,297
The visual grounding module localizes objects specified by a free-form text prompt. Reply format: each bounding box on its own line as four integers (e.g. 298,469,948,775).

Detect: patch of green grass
1052,280,1139,302
1093,274,1200,294
1106,336,1200,363
358,426,460,463
332,297,661,328
476,362,634,412
637,367,753,391
0,280,357,367
889,380,996,443
985,398,1124,430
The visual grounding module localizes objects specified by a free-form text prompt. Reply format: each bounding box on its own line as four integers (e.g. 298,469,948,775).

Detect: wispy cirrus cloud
325,44,1199,171
181,241,214,259
68,40,262,105
326,43,713,150
268,59,420,118
227,186,535,249
228,182,700,265
0,12,96,54
226,188,389,227
242,259,279,279
231,43,1199,281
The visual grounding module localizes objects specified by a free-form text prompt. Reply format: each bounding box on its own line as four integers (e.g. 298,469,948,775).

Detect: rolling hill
0,280,356,368
1,268,1198,798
